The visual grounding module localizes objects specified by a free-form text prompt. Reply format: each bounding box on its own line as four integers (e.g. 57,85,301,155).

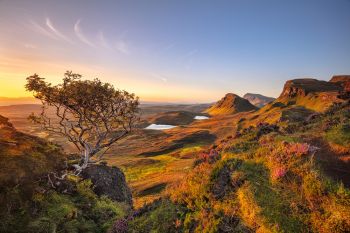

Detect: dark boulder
82,164,133,207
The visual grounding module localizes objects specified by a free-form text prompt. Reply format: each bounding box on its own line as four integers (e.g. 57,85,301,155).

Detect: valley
1,75,350,232
0,101,242,207
2,2,350,231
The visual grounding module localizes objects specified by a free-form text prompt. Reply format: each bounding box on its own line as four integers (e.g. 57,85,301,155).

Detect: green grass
122,154,177,182
325,124,350,147
236,160,305,232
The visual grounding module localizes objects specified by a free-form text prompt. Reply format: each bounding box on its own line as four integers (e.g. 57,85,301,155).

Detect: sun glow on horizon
1,0,349,102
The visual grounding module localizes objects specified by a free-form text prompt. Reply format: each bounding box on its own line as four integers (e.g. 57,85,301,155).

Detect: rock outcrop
330,75,350,96
276,78,349,112
82,164,133,206
205,93,258,116
279,79,342,98
247,76,350,126
243,93,276,108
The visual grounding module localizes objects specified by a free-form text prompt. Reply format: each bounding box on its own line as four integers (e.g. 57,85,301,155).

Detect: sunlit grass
122,154,177,182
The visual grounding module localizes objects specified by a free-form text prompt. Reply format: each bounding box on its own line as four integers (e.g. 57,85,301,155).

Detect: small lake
145,124,177,130
194,116,209,120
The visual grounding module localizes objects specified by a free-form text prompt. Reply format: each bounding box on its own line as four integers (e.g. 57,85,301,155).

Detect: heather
127,101,350,232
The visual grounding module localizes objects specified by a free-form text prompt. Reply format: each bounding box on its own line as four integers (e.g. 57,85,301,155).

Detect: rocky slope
246,76,350,125
243,93,276,108
205,93,258,116
115,85,350,233
0,115,65,187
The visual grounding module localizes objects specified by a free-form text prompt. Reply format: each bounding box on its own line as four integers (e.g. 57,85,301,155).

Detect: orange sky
0,56,221,103
2,1,349,103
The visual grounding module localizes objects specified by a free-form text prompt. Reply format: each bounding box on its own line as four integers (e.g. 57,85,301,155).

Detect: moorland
0,75,350,232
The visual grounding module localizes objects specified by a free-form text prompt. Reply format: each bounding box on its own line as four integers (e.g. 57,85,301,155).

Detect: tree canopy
26,71,140,173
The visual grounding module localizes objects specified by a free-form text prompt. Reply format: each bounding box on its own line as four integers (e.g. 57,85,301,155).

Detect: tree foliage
26,71,140,173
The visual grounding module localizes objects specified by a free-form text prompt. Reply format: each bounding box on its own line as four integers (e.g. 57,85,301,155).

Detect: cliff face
330,75,350,93
205,93,258,116
274,78,350,112
246,76,350,126
243,93,276,108
279,79,342,98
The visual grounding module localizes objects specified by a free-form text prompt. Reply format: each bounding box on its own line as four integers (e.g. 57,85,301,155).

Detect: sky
0,0,350,103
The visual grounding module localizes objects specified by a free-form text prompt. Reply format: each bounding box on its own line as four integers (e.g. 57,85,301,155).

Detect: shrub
271,166,287,181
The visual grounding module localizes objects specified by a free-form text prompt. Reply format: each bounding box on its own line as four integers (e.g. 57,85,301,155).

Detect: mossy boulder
82,164,133,207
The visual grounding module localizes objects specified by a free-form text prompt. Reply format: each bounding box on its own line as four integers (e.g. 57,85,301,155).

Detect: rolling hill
205,93,258,116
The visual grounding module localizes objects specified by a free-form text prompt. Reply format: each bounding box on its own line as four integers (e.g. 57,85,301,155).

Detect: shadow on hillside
140,130,217,156
312,139,350,187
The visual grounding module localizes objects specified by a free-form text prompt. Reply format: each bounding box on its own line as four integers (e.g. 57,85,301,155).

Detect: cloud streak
115,40,129,54
182,49,198,70
74,19,95,47
151,73,168,82
98,31,109,48
30,20,58,40
45,18,73,43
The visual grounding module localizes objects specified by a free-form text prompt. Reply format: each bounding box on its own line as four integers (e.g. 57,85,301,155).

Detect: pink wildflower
272,166,287,180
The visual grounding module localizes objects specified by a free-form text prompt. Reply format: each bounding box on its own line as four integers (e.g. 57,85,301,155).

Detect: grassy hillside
206,93,258,116
126,101,350,232
0,115,130,233
1,77,349,232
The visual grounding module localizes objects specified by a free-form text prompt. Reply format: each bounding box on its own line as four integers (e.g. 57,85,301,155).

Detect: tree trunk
74,145,92,175
81,146,90,170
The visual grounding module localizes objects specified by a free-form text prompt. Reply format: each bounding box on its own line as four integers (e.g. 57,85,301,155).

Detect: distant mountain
0,97,38,106
205,93,258,116
0,104,44,121
243,93,275,108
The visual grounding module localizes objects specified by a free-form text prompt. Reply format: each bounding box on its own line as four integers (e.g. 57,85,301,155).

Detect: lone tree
26,71,140,174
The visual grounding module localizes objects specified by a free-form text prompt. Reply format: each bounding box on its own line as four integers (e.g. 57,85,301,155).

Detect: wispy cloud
115,40,129,54
74,19,95,47
156,43,176,55
182,49,198,59
98,31,109,48
30,20,58,40
182,49,198,70
151,72,168,82
45,18,73,43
